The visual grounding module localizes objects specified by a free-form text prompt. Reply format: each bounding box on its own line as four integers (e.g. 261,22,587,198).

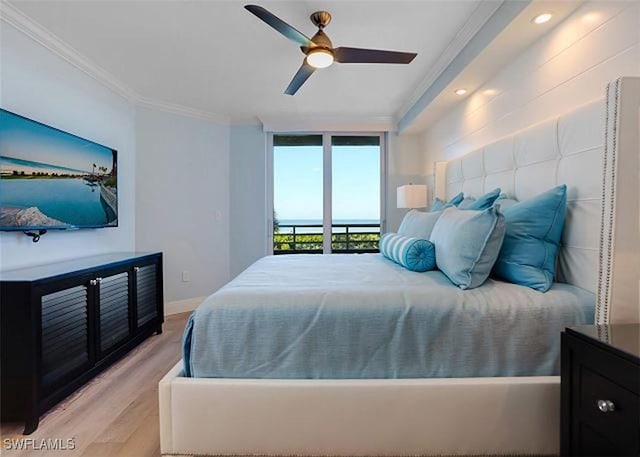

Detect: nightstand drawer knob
597,399,615,413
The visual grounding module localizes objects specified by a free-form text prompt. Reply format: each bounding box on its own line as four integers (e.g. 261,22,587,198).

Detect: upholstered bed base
160,362,559,456
159,77,640,456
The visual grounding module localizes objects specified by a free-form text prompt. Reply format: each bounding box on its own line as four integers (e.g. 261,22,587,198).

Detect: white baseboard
164,296,206,316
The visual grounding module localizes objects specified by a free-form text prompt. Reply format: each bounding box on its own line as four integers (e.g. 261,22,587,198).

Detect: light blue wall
135,107,230,303
229,124,267,278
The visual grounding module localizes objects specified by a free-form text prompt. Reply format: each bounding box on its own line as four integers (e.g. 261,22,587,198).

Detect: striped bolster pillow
379,233,436,272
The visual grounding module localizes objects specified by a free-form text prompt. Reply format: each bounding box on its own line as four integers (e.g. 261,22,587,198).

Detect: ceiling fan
245,4,418,95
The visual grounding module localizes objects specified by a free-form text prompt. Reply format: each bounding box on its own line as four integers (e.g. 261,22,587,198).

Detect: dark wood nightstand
561,324,640,456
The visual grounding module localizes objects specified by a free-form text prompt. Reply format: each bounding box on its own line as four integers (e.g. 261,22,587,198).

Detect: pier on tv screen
0,109,118,230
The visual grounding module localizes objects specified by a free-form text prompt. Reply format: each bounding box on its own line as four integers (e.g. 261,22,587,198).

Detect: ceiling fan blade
245,5,315,48
284,61,315,95
334,47,417,64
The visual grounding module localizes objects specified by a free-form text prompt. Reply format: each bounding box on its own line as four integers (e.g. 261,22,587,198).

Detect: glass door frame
266,132,387,255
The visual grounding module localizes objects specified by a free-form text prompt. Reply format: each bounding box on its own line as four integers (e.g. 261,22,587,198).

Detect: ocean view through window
273,134,382,254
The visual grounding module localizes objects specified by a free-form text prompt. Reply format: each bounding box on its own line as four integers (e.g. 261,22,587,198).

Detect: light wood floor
1,312,189,457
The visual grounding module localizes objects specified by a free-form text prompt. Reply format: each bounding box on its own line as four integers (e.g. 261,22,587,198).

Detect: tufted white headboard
436,77,640,325
439,100,605,295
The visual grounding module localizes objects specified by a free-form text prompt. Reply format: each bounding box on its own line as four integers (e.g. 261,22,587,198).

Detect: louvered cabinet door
41,286,90,390
98,272,131,354
136,265,158,327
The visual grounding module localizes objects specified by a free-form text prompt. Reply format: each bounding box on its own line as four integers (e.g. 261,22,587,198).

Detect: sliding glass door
270,133,385,255
272,135,324,254
331,136,381,253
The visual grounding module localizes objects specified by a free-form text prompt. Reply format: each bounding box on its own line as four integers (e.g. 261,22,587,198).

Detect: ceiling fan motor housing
303,29,333,55
310,11,331,28
302,13,334,56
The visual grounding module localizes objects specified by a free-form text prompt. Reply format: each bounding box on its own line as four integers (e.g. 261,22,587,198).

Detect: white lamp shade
397,185,427,209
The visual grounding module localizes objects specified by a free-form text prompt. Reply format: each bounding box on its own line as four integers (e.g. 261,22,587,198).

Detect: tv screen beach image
0,110,118,229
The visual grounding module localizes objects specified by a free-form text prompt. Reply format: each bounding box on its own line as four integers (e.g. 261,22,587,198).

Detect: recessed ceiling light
532,13,553,24
455,89,467,96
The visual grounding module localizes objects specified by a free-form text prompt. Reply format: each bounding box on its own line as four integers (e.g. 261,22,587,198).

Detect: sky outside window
273,136,380,224
273,144,323,222
332,144,380,223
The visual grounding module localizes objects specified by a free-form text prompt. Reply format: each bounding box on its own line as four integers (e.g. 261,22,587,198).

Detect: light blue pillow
430,198,446,211
380,233,436,272
398,210,442,239
458,197,476,209
430,207,506,289
492,185,567,292
464,188,501,210
430,192,464,212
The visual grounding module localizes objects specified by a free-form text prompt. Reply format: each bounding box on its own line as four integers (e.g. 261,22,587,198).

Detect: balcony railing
274,223,380,254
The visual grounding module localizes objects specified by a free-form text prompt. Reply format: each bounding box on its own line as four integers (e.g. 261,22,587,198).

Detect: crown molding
259,115,396,133
0,0,229,125
0,1,138,101
395,0,503,123
137,97,229,124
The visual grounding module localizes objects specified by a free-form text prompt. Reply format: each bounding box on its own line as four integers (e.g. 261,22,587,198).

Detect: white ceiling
7,0,489,124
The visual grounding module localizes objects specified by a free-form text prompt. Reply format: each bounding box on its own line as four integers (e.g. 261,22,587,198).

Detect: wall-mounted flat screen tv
0,109,118,230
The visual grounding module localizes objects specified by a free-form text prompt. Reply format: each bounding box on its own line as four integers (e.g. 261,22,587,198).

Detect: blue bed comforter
183,254,594,379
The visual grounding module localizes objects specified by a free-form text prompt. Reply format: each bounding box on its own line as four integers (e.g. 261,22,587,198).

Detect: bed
160,77,640,456
183,254,594,380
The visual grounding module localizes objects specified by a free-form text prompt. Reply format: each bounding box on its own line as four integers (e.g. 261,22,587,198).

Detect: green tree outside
274,232,379,253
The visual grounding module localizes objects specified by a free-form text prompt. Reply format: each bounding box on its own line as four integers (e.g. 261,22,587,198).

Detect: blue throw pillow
430,192,464,212
464,188,501,210
430,207,506,289
398,210,442,239
492,185,567,292
380,233,436,272
449,192,464,206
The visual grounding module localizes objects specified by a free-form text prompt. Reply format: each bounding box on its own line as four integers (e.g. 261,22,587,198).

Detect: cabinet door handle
96,277,103,283
597,399,615,413
134,267,140,272
90,279,97,286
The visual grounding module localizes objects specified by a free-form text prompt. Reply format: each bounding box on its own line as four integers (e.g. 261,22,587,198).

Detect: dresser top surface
0,252,160,282
568,324,640,360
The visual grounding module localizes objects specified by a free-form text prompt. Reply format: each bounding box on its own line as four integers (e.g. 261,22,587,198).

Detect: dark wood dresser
561,324,640,456
0,252,163,434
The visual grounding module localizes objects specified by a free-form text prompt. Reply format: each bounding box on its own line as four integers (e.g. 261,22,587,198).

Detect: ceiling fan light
307,49,334,69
